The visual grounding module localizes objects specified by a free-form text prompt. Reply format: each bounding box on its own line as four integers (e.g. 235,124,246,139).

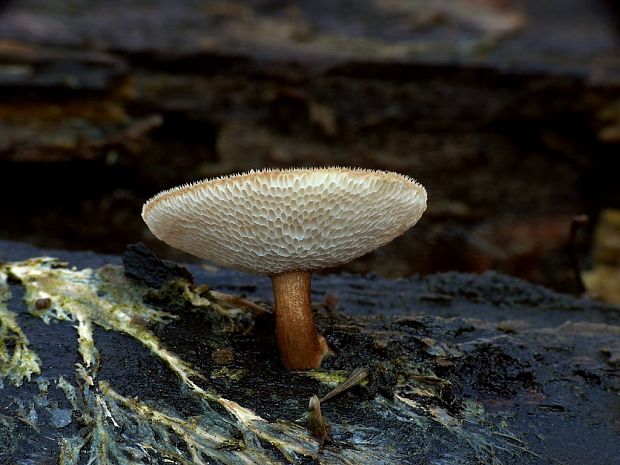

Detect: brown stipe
271,270,328,370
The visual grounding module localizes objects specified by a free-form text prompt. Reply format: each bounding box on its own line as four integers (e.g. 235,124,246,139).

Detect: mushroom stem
271,270,328,370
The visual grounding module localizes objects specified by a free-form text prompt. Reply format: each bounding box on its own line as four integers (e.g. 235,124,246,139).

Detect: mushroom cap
142,167,427,275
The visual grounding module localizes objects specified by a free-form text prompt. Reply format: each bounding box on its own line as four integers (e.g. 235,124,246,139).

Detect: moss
211,366,248,382
303,370,350,387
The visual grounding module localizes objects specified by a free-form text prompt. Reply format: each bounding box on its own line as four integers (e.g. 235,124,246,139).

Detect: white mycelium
142,167,427,274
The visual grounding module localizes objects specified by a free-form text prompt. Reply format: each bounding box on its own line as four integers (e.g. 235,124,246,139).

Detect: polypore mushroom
142,168,426,370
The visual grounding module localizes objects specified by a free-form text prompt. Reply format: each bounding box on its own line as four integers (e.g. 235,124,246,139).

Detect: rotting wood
0,241,618,464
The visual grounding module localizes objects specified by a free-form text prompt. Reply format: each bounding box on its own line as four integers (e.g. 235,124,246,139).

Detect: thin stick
209,290,270,317
569,214,589,294
320,367,369,404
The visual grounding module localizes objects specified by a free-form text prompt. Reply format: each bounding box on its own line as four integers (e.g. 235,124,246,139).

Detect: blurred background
0,0,619,299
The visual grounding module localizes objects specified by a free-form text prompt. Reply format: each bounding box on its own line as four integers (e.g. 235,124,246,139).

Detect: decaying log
0,240,618,464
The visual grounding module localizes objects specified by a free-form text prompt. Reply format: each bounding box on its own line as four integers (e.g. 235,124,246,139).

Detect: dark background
0,0,619,292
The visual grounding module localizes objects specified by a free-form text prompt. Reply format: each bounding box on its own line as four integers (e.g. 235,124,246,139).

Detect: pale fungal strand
142,167,426,275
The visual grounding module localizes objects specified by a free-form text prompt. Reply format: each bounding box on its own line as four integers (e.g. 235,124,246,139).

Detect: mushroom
142,167,427,370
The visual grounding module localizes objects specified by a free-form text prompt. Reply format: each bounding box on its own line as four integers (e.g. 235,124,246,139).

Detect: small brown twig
307,367,370,453
308,395,331,453
209,290,271,317
320,367,369,404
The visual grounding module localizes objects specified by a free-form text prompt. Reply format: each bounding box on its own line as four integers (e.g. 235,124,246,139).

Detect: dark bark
0,240,618,464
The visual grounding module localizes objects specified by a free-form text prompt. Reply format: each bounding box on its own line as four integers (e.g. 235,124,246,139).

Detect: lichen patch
0,269,41,387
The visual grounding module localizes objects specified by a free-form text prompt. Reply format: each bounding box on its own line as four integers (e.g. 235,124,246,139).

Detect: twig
569,214,589,293
210,290,270,317
320,367,369,404
308,395,331,453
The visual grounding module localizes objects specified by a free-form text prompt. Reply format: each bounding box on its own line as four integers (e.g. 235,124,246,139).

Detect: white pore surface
142,168,427,275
